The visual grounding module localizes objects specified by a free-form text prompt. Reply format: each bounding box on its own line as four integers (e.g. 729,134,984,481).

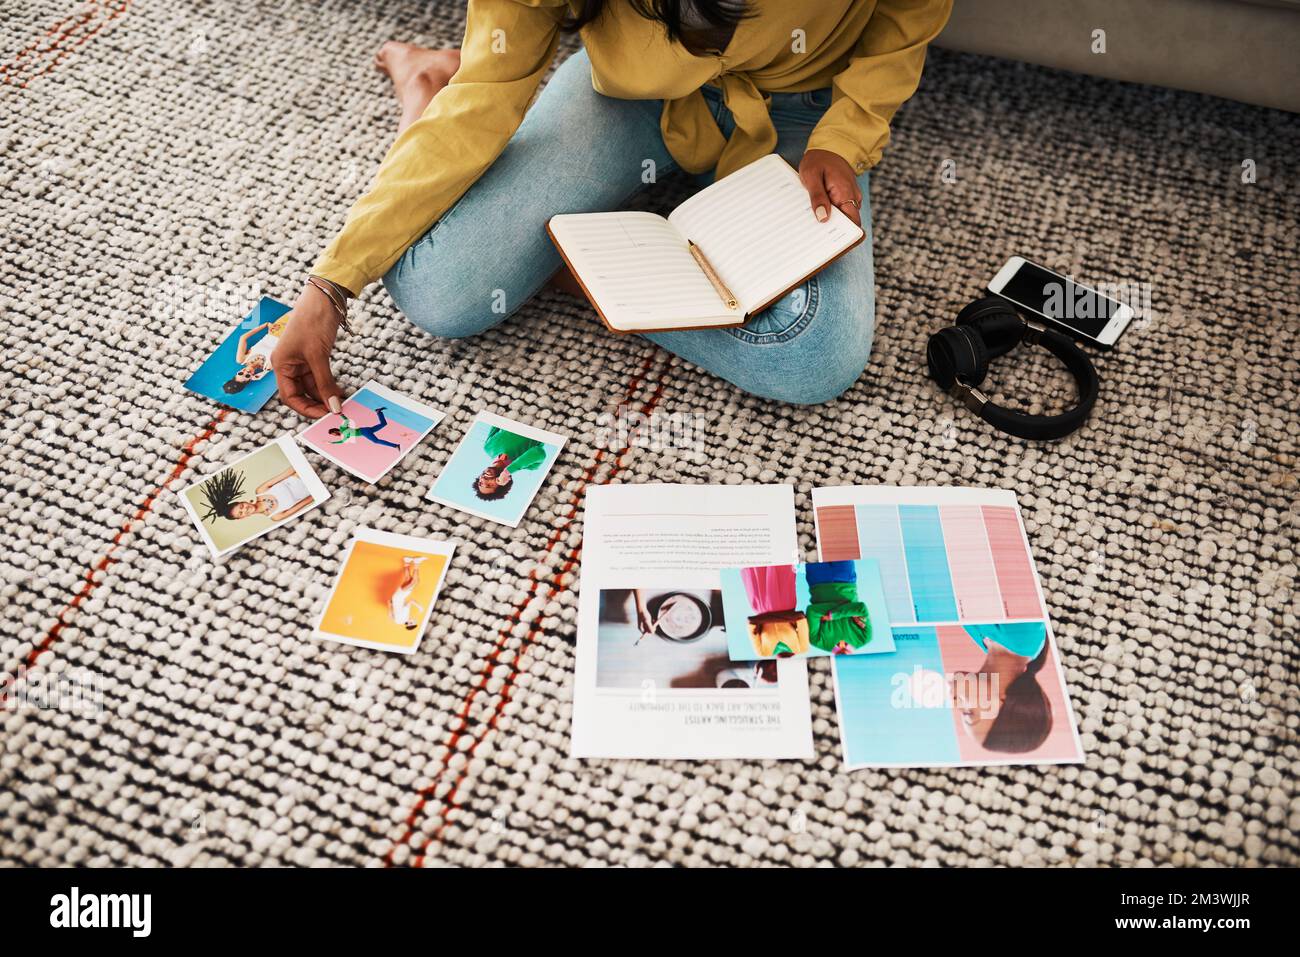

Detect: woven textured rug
2,0,1297,868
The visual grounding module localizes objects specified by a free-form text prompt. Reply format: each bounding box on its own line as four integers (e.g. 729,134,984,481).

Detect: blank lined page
548,212,736,330
668,154,863,314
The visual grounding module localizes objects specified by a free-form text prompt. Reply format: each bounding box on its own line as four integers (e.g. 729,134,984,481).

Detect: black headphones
926,296,1099,441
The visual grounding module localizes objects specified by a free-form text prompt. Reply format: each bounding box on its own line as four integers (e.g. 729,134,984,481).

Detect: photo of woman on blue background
184,297,291,412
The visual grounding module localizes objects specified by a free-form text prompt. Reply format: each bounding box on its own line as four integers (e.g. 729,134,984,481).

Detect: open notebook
547,154,865,334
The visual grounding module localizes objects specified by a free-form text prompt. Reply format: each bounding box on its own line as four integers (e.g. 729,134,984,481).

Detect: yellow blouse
313,0,953,295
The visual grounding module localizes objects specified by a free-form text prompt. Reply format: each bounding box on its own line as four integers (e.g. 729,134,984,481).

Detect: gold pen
688,240,738,311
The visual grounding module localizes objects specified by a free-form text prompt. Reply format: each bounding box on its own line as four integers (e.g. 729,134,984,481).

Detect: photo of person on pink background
300,381,444,484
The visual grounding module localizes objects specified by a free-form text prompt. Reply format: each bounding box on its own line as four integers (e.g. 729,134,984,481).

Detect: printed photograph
595,588,780,691
720,559,895,660
426,411,566,528
299,381,445,483
184,297,292,413
833,620,1083,768
178,435,329,558
315,528,455,654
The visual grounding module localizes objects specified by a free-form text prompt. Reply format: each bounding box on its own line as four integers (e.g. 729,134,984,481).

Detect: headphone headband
927,298,1099,441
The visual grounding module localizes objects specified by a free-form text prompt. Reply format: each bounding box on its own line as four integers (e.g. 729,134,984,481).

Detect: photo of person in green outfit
473,425,548,501
426,413,567,529
804,560,872,654
328,406,402,449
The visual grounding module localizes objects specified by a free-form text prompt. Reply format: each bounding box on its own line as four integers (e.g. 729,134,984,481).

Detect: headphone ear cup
957,296,1024,360
927,325,989,389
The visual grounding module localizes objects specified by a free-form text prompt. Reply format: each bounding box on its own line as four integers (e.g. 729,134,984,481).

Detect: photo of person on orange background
316,528,455,654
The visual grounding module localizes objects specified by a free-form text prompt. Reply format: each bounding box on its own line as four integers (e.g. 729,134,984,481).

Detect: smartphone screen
995,260,1126,342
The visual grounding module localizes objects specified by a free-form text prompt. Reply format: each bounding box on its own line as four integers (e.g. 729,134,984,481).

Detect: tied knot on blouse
661,69,779,178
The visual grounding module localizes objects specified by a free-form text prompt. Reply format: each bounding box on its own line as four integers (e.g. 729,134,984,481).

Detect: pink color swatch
981,505,1043,619
939,505,1004,620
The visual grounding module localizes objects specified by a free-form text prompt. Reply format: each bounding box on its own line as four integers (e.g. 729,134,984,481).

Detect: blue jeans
384,49,875,405
359,408,401,448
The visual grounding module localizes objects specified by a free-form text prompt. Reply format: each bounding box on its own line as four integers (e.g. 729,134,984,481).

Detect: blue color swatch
853,504,915,622
834,626,960,766
898,505,958,622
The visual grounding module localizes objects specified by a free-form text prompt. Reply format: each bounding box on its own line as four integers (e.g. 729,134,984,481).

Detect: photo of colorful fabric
721,559,894,661
737,564,809,656
804,560,872,652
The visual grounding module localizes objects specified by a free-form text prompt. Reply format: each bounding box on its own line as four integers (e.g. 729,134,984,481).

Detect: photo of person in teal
426,413,566,528
473,425,548,501
805,560,872,653
947,622,1052,754
835,619,1075,768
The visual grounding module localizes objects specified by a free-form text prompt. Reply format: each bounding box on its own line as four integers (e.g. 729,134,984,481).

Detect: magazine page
571,483,814,759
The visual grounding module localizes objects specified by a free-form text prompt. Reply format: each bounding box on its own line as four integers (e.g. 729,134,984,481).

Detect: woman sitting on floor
271,0,953,411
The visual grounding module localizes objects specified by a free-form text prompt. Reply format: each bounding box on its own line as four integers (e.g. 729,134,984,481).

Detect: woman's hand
634,590,655,635
272,284,345,418
798,148,863,227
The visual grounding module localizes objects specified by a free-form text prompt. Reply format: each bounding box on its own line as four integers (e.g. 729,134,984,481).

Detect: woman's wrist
310,274,354,302
301,276,351,333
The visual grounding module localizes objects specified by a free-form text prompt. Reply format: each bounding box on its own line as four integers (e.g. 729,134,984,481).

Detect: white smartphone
988,256,1134,350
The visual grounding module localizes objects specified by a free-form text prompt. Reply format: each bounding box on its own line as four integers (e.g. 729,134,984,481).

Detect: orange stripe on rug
382,355,665,866
411,370,669,863
28,0,132,86
19,407,230,671
0,2,95,85
1,0,132,89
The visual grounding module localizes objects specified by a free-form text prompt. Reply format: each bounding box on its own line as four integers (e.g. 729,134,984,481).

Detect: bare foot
375,42,461,132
